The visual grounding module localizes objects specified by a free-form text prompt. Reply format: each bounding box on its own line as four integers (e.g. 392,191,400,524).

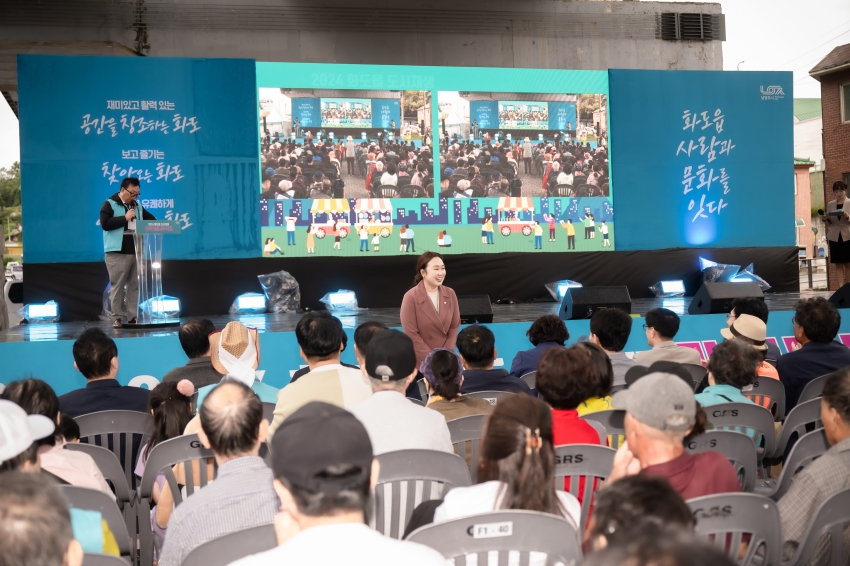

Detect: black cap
271,402,372,494
365,330,417,382
624,360,694,387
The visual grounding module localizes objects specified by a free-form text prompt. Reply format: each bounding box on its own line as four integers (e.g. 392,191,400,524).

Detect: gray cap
612,372,696,432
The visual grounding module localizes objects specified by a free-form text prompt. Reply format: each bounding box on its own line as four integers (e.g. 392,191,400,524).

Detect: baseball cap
365,329,417,382
0,400,55,463
271,402,372,494
624,361,694,387
612,372,696,432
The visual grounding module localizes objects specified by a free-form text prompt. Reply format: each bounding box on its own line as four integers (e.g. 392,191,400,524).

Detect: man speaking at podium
100,177,156,328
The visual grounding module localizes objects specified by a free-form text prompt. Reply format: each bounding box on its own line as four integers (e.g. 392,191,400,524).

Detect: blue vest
103,199,143,253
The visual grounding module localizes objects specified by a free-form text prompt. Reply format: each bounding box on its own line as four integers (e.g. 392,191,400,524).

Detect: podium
125,219,182,329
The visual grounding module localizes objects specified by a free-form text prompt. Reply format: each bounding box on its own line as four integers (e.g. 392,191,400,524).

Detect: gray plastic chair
786,486,850,566
610,384,627,394
75,411,153,493
755,429,830,501
261,401,275,424
686,430,758,493
580,410,626,449
465,390,515,406
405,510,582,565
83,554,131,566
62,486,132,561
553,443,616,531
686,493,782,566
520,371,537,389
371,449,471,539
705,403,776,473
407,397,426,407
774,398,824,459
136,434,217,566
746,377,787,421
680,363,706,386
181,524,277,566
583,419,609,446
798,373,830,406
417,379,430,403
447,414,487,483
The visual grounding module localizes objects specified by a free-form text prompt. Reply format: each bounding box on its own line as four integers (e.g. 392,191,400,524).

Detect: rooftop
793,98,821,122
810,42,850,78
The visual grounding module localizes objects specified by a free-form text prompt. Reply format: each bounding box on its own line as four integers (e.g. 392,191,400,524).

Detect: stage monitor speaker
457,295,494,324
687,282,764,315
559,286,632,320
829,283,850,309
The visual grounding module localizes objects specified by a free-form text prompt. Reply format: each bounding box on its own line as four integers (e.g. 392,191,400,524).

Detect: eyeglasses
792,317,797,326
642,324,651,331
726,313,736,321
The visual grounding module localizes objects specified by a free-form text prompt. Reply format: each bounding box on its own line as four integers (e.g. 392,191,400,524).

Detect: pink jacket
400,281,461,366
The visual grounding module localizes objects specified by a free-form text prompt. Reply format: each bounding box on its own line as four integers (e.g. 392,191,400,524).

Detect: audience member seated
508,314,568,378
694,340,759,407
625,360,695,389
421,348,493,421
608,372,741,499
778,368,850,562
0,399,54,473
634,308,701,366
575,342,615,415
720,314,779,379
0,472,84,566
728,297,782,362
158,381,278,566
536,346,603,446
583,526,736,566
290,319,382,383
197,321,280,406
589,309,644,387
232,402,446,566
57,413,80,443
583,475,693,552
778,297,850,410
269,312,372,436
59,328,150,418
432,394,581,528
352,330,452,455
134,380,195,546
2,379,113,496
162,318,222,389
456,324,534,396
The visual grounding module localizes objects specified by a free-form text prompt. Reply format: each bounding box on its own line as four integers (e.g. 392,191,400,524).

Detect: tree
402,91,426,117
578,94,604,121
0,161,21,208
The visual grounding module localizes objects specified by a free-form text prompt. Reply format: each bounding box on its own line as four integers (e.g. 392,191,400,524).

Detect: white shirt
427,291,440,313
380,172,398,186
230,523,446,566
434,481,581,530
351,391,453,455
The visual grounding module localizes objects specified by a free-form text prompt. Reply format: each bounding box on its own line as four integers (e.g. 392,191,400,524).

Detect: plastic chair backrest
553,444,616,532
798,373,830,405
465,390,514,406
261,402,275,424
407,397,426,407
580,410,625,449
405,510,582,566
75,410,153,492
685,430,757,493
583,419,609,446
181,524,277,566
379,186,399,198
745,377,786,421
416,379,430,403
371,449,471,539
552,184,574,197
704,403,776,463
83,554,131,566
64,443,132,506
680,363,706,386
520,371,536,389
447,414,487,483
775,398,824,459
687,493,782,566
770,429,830,501
61,486,132,558
789,487,850,566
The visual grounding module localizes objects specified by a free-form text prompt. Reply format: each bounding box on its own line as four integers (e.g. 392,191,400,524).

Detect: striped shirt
157,456,277,566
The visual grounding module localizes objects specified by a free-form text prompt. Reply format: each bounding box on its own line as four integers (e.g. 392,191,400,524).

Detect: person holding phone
824,180,850,287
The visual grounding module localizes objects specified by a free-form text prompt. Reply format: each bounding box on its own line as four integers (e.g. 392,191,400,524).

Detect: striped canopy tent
310,199,350,214
496,197,535,211
354,199,393,212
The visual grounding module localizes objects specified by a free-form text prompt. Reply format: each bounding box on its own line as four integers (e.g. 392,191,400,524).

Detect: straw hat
209,321,261,375
720,314,768,351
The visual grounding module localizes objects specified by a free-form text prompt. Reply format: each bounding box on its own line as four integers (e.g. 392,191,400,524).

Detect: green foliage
0,161,21,208
402,91,426,116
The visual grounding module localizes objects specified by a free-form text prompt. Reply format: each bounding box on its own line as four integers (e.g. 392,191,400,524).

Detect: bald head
199,381,264,458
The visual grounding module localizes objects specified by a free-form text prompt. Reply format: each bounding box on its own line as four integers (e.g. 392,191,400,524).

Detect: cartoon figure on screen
264,237,284,256
437,230,453,248
533,221,543,250
599,221,611,247
481,218,488,245
485,216,494,244
583,213,592,239
589,214,596,239
542,213,557,242
404,225,416,253
399,225,407,252
560,219,576,250
333,221,341,250
305,226,315,254
285,215,297,245
372,233,381,253
358,225,369,252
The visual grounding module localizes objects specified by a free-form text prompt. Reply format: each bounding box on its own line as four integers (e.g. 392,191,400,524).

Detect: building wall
795,164,813,255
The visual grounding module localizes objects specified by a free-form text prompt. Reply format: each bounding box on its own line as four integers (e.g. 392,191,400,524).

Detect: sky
1,0,849,170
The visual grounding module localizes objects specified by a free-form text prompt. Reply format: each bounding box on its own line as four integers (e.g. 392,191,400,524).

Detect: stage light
545,280,582,302
320,289,360,312
649,280,685,298
151,261,162,269
21,300,59,322
233,292,267,314
141,295,181,318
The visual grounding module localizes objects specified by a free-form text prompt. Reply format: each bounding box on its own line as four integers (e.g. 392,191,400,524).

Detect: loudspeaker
687,282,764,315
457,295,494,324
829,283,850,309
559,286,632,320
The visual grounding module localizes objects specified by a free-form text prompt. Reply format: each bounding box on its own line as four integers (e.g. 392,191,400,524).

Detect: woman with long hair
422,348,492,421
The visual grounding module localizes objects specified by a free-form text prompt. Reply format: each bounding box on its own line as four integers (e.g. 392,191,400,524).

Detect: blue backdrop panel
4,310,841,396
18,55,259,263
372,99,401,129
609,70,794,251
470,100,498,129
548,101,577,131
291,97,321,127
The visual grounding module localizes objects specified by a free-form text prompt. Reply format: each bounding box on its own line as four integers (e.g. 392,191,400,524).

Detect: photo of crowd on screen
436,91,609,199
258,88,436,200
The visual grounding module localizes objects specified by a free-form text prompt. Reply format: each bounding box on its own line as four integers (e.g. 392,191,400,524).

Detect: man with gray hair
607,372,741,499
